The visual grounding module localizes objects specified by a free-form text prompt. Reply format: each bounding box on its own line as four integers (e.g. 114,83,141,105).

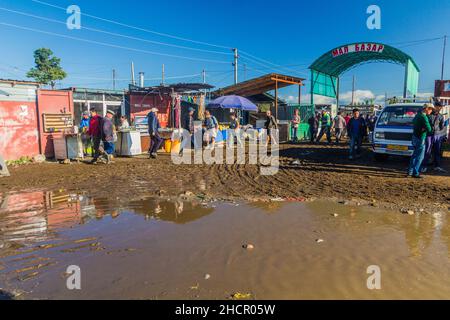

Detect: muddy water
0,190,449,300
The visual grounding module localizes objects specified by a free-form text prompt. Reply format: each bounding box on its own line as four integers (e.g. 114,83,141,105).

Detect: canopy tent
309,43,420,104
208,95,258,112
213,73,305,119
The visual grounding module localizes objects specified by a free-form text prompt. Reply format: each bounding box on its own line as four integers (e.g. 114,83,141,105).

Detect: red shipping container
37,89,74,158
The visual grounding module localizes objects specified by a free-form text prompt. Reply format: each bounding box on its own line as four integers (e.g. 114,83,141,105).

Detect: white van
373,103,449,161
373,103,424,161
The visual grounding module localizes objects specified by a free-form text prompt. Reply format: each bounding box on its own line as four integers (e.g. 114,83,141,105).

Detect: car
373,102,450,162
372,103,423,161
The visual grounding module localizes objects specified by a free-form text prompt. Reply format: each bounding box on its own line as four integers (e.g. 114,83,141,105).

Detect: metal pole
162,64,165,86
112,69,116,90
233,48,238,85
403,61,409,98
298,84,302,105
351,75,355,105
336,77,340,110
441,35,447,81
131,62,135,86
202,69,206,95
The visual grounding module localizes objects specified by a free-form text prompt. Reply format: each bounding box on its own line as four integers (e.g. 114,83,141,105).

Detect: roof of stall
0,79,41,86
129,83,214,94
213,73,305,97
64,87,125,95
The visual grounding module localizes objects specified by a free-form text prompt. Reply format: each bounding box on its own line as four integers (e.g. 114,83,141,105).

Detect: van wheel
374,153,388,162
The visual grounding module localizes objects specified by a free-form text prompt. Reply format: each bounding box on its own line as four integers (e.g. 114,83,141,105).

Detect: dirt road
1,143,449,213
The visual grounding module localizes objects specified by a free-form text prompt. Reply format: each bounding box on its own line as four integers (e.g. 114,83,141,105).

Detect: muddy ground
1,143,449,213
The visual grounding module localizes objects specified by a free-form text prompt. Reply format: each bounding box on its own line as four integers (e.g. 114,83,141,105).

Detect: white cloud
281,90,435,106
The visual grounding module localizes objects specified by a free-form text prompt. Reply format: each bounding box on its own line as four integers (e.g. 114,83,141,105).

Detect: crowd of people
304,108,373,160
408,102,447,178
77,103,447,176
79,108,129,164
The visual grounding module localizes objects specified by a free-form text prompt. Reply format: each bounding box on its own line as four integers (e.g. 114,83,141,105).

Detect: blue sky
0,0,449,104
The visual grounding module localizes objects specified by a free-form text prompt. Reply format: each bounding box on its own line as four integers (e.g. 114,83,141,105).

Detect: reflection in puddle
0,191,449,300
0,191,213,247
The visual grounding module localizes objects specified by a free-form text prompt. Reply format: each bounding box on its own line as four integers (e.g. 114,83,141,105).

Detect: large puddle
0,190,449,300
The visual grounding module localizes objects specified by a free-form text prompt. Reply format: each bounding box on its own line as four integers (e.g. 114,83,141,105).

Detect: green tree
27,48,67,89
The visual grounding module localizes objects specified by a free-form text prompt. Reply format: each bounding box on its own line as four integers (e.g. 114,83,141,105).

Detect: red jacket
88,115,102,137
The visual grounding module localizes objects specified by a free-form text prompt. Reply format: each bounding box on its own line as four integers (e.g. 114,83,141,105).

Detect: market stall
43,113,84,161
128,83,214,154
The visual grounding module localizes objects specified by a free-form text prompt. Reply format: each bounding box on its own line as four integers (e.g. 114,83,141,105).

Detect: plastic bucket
164,140,172,153
171,140,181,154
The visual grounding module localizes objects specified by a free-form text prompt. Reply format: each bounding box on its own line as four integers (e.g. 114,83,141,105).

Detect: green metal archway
309,42,420,105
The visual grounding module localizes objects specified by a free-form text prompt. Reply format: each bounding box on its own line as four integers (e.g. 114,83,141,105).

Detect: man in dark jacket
430,103,447,173
408,104,434,178
308,113,319,143
88,108,103,163
265,110,278,145
347,109,366,160
101,110,116,164
147,108,163,159
180,107,196,154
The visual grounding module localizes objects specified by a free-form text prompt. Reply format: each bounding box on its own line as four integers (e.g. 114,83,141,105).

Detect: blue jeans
433,135,444,167
422,135,433,168
349,135,362,157
291,126,298,141
409,136,425,176
103,141,115,155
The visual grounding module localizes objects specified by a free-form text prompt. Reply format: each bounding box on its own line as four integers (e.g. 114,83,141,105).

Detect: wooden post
275,80,278,120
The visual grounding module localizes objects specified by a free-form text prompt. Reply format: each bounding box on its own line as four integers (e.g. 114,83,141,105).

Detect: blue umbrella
207,95,258,112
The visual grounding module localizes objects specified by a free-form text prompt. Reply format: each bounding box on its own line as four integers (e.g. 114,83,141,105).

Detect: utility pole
112,69,116,90
162,64,165,86
202,69,207,95
351,75,356,105
131,62,135,86
232,48,238,85
441,35,447,80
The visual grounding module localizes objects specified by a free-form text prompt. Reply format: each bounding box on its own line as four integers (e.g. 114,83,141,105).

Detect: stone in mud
32,154,46,163
331,213,339,217
339,200,350,205
406,210,415,215
243,244,255,250
316,239,325,243
204,274,211,280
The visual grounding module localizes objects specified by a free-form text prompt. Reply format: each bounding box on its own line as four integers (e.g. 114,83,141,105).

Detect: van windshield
377,106,421,127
